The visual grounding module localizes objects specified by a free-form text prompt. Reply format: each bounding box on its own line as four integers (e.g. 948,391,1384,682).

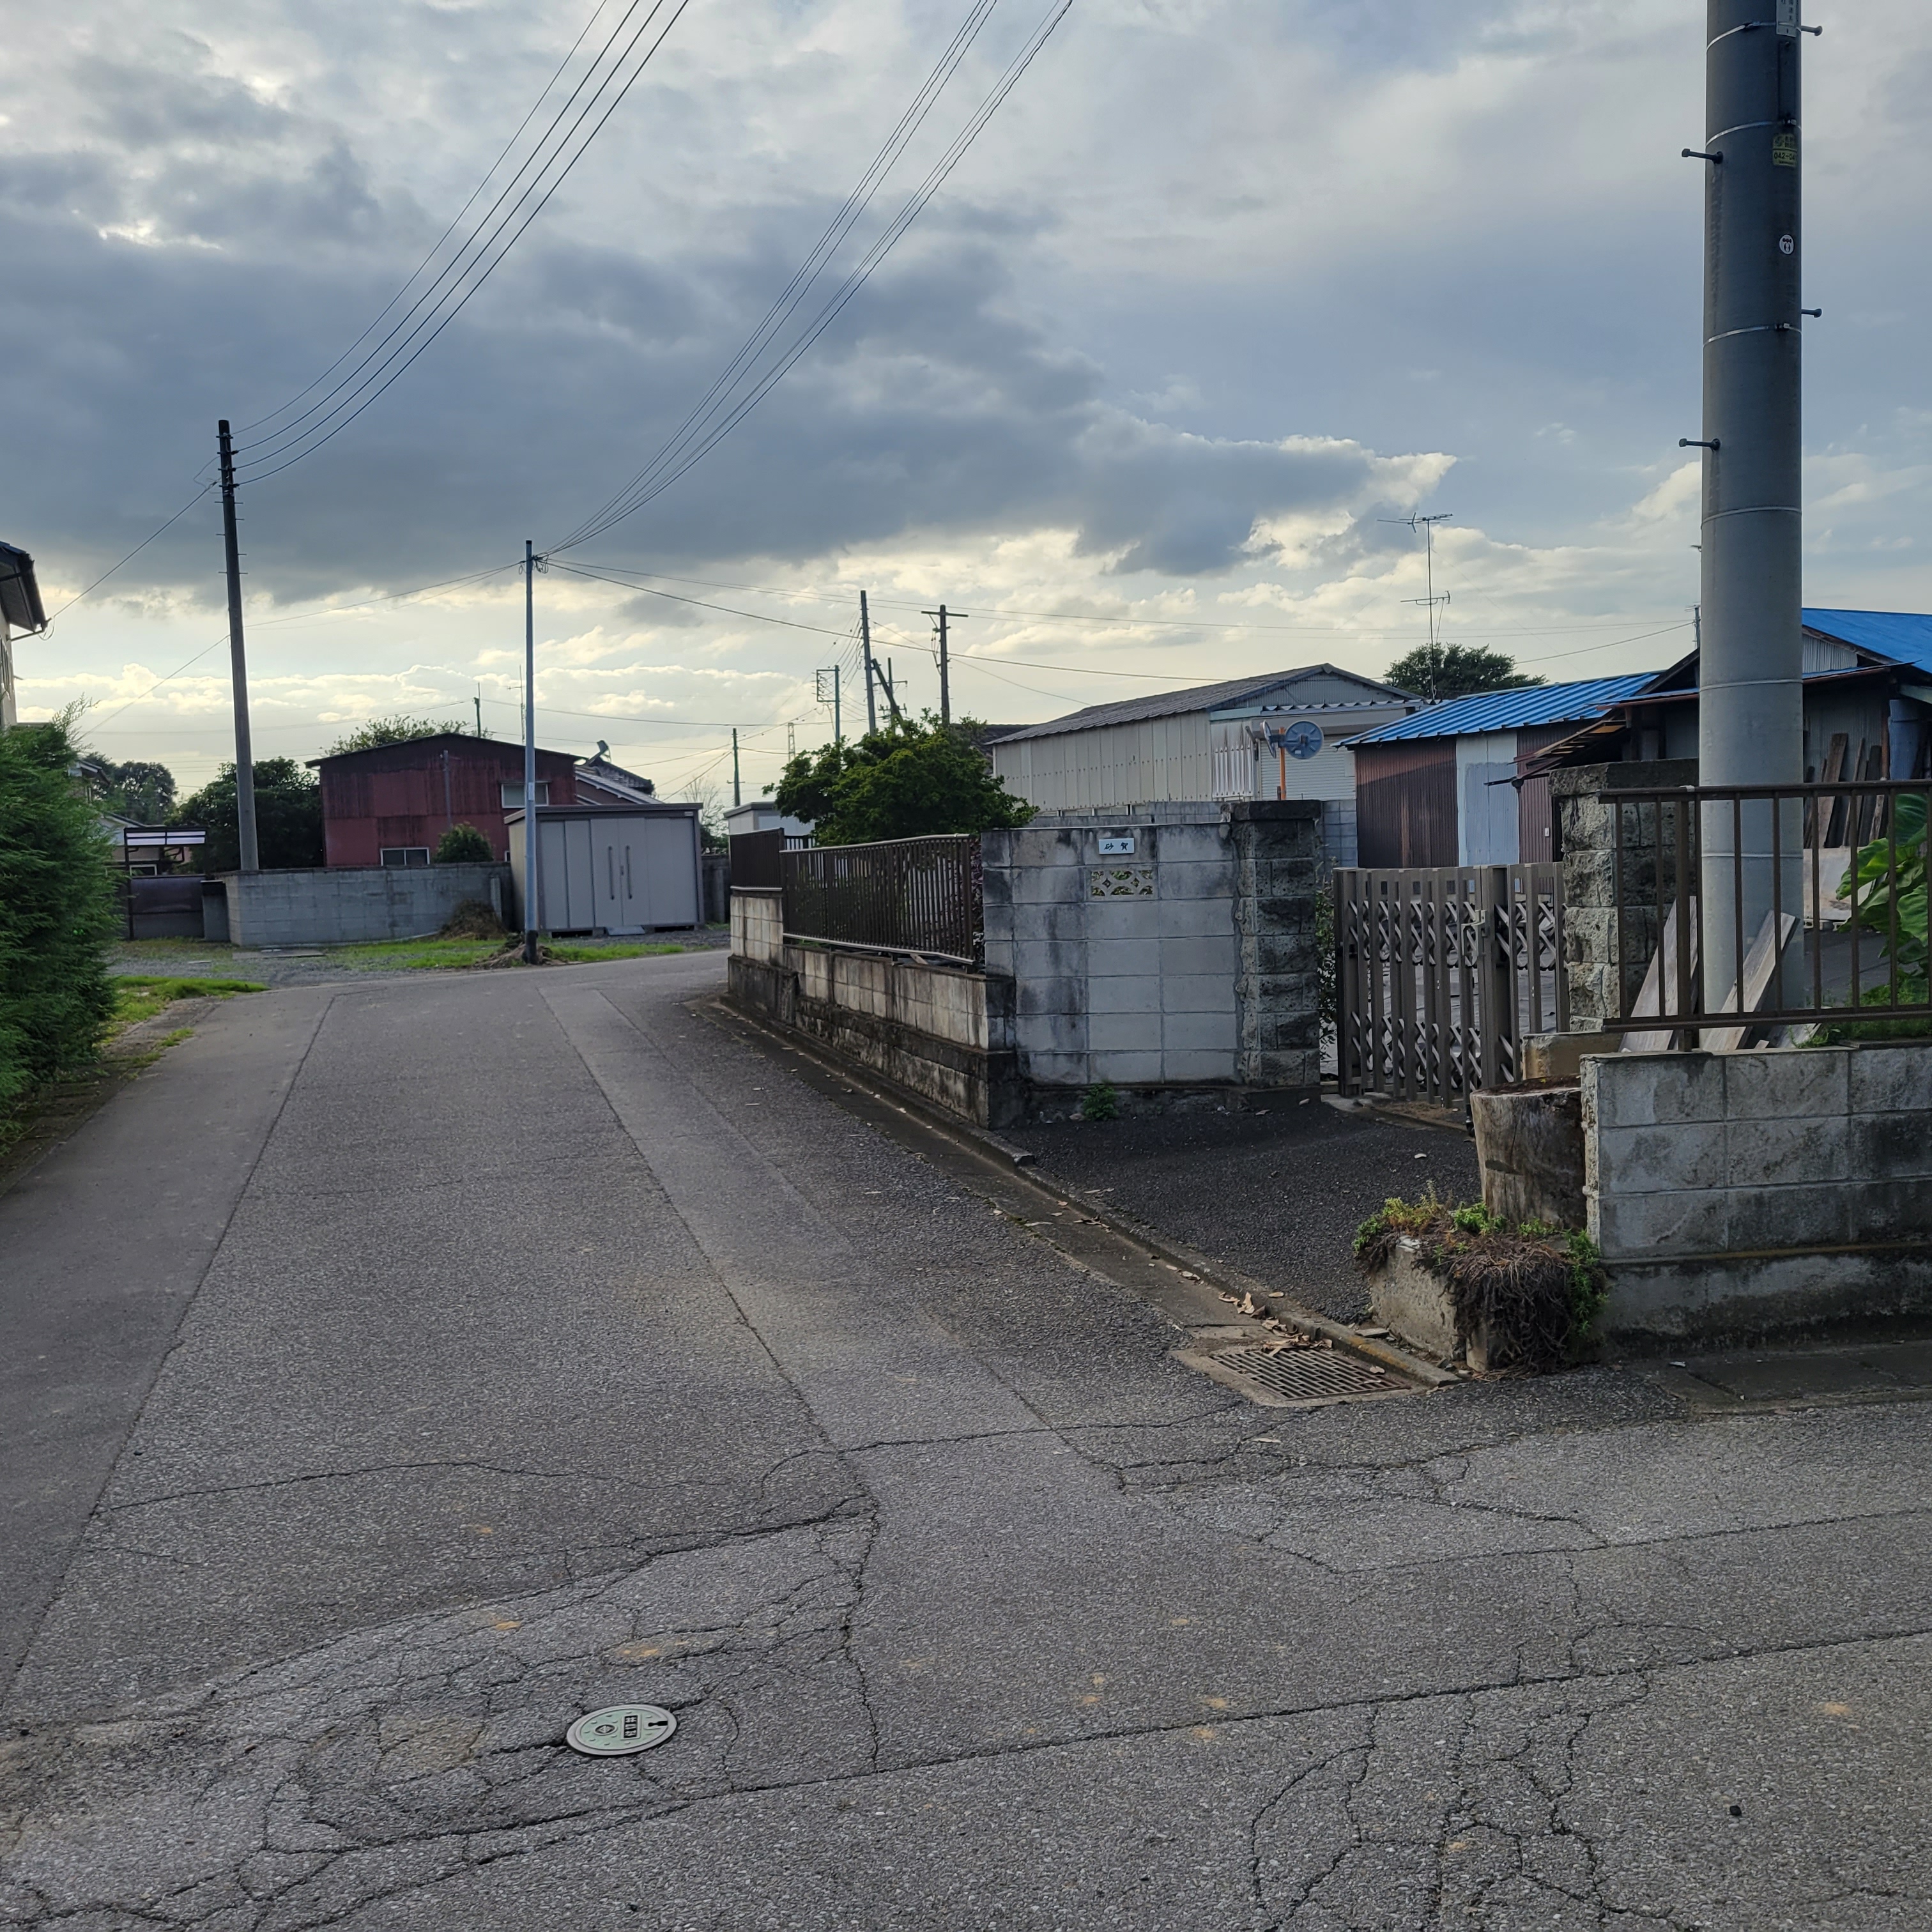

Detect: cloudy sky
6,0,1930,798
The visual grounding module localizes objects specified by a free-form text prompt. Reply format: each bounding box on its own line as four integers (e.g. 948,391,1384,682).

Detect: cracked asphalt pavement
3,951,1928,1929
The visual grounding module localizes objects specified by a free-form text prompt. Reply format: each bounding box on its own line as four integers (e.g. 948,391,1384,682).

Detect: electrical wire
42,488,214,625
551,0,1006,551
555,0,1072,551
546,560,859,638
233,0,625,440
234,0,694,484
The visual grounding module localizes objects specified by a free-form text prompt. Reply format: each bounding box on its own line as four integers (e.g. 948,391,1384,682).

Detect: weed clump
1080,1081,1120,1122
1354,1186,1606,1371
439,899,505,940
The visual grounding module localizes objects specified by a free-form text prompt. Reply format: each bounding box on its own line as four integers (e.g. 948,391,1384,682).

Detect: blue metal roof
1803,608,1932,675
1347,672,1660,744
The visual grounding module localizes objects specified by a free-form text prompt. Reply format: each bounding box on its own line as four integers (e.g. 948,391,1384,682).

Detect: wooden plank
1703,910,1800,1052
1822,733,1852,845
1621,900,1698,1052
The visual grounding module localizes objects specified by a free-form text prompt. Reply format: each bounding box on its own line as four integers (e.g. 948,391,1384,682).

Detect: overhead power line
553,0,1072,551
43,488,214,625
233,0,694,485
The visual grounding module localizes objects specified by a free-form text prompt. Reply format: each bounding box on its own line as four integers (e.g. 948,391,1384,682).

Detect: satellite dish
1266,720,1324,760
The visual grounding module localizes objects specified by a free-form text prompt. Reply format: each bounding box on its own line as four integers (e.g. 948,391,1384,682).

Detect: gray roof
990,664,1412,746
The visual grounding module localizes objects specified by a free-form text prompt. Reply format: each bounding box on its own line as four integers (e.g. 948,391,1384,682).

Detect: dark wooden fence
781,835,982,964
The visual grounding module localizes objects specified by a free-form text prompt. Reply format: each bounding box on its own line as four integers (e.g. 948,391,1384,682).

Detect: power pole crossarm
216,420,260,873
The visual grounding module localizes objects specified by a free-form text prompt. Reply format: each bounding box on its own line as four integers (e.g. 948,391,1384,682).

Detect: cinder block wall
983,807,1238,1091
1583,1043,1932,1342
730,887,784,964
221,864,509,947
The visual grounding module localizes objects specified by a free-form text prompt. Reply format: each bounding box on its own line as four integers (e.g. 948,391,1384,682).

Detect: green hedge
0,716,118,1105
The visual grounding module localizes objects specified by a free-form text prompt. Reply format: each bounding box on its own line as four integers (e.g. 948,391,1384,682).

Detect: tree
171,759,324,871
1384,644,1544,702
325,715,464,756
772,715,1035,846
433,822,493,864
91,758,176,823
0,712,118,1103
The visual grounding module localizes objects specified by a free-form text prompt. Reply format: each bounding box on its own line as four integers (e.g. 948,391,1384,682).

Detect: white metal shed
505,801,703,934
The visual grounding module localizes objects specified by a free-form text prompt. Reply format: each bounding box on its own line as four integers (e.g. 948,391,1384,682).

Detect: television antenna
1380,510,1454,698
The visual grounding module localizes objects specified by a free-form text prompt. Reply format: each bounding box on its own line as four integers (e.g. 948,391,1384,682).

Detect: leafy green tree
1384,644,1544,702
172,759,324,871
325,715,464,756
93,758,177,823
772,715,1034,846
0,712,118,1103
433,822,494,864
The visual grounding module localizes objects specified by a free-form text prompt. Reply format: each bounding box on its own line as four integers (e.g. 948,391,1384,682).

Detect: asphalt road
3,951,1929,1930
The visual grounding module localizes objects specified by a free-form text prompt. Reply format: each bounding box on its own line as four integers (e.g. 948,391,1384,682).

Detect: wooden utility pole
216,420,260,872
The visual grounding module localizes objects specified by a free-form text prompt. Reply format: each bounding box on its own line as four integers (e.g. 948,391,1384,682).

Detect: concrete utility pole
523,540,540,964
924,604,963,726
860,590,877,735
1687,0,1812,999
732,727,741,808
216,421,260,873
816,665,841,744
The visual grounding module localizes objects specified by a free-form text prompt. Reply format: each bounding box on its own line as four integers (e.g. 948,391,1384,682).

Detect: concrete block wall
222,864,509,947
1553,761,1697,1029
983,806,1241,1091
1227,800,1323,1089
1582,1043,1932,1342
730,886,784,965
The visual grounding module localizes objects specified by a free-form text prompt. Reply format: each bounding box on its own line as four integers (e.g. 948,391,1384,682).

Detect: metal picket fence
781,835,982,965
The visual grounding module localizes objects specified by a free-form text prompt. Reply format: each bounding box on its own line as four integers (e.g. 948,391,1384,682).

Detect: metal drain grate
1216,1345,1407,1404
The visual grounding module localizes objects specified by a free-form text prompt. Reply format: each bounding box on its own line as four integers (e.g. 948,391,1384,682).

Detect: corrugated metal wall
990,712,1217,810
1514,724,1577,864
1354,741,1457,867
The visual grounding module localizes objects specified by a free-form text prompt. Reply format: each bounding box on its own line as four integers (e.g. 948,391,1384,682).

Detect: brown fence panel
782,835,982,964
1335,864,1565,1100
728,829,785,889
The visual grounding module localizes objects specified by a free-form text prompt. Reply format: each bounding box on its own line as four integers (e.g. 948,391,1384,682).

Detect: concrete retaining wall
1583,1042,1932,1343
221,864,509,947
728,942,1018,1126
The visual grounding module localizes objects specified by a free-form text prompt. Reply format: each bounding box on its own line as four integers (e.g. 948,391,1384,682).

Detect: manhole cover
1216,1346,1407,1404
565,1705,678,1756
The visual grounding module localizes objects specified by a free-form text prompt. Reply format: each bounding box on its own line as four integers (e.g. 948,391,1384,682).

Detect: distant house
575,742,657,805
310,733,580,868
1,541,47,732
987,666,1419,866
1343,607,1932,869
1345,675,1659,868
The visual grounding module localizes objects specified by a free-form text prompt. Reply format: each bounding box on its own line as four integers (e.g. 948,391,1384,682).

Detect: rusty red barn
311,734,580,869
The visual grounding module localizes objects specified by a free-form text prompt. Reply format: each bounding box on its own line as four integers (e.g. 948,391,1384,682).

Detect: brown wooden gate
1335,864,1567,1104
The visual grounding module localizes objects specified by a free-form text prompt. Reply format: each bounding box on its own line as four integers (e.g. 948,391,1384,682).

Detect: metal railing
781,834,983,965
1335,864,1566,1104
1606,780,1931,1039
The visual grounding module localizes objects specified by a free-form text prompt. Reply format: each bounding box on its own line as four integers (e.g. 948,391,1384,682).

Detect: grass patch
112,975,268,1029
546,940,685,963
334,937,508,971
332,934,687,971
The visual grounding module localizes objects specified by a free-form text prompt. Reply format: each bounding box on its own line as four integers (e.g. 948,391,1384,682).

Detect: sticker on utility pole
1775,0,1798,34
1772,129,1798,167
565,1705,677,1756
1779,234,1795,256
1097,834,1136,855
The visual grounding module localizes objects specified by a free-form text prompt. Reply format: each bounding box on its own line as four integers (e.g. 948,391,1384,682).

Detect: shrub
0,714,119,1105
1354,1190,1606,1371
434,822,494,864
1080,1081,1120,1122
439,898,505,939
